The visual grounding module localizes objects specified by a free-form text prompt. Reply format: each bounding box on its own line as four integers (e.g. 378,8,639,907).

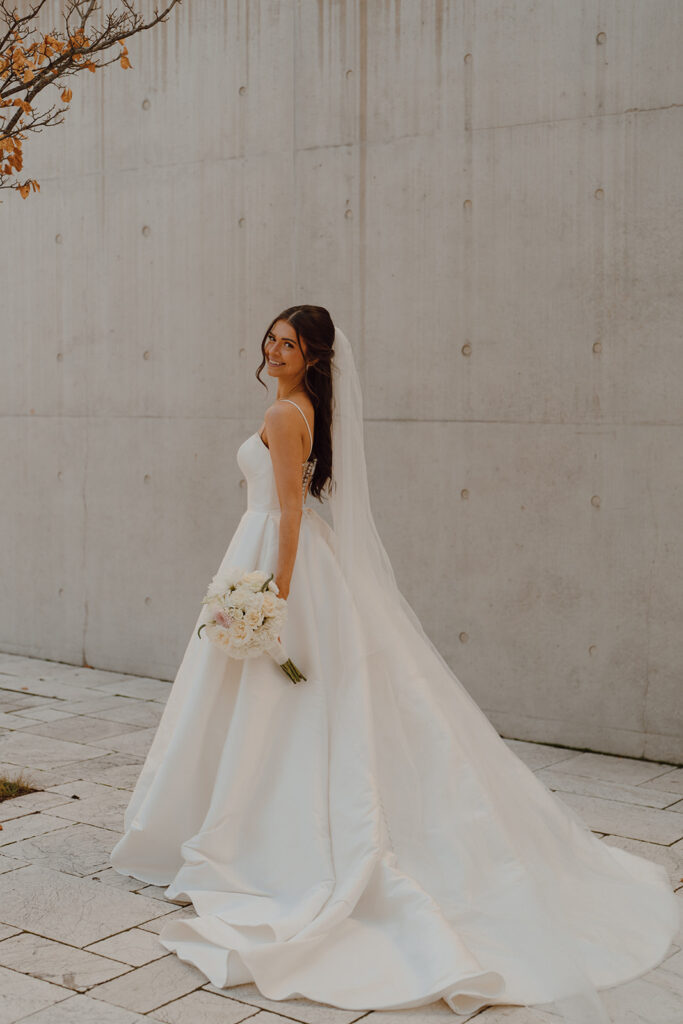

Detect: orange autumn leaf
1,0,182,199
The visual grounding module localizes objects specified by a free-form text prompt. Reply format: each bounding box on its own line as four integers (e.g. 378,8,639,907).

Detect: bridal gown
110,409,679,1017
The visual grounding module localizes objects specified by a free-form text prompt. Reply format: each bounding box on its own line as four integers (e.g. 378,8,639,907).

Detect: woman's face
264,320,307,380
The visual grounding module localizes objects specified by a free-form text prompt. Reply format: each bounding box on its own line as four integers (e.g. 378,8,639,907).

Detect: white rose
223,567,246,587
230,620,249,642
244,606,263,629
231,587,256,611
242,570,269,591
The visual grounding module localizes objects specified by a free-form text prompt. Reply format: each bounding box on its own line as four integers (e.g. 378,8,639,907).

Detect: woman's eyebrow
269,332,297,343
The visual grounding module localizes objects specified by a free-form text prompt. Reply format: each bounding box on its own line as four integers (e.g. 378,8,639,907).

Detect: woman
110,305,678,1023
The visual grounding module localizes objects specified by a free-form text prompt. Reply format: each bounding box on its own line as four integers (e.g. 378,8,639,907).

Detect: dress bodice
236,431,316,513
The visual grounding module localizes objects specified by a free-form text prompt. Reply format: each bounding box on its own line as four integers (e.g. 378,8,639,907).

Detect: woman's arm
263,402,306,601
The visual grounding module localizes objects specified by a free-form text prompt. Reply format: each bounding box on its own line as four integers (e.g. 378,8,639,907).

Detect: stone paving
0,651,681,1024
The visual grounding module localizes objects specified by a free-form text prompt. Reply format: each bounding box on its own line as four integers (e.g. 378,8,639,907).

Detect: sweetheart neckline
254,431,313,466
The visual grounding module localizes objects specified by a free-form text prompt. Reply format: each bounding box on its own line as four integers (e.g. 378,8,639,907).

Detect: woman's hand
274,579,290,601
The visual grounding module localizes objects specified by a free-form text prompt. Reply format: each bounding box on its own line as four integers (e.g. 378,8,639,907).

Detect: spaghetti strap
280,398,314,460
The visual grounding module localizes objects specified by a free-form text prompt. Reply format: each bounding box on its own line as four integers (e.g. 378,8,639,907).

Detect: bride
110,305,678,1023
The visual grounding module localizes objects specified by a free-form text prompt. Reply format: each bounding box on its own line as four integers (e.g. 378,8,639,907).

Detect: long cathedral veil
327,326,619,1024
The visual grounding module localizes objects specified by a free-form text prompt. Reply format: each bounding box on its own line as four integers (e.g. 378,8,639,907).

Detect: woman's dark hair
255,305,335,501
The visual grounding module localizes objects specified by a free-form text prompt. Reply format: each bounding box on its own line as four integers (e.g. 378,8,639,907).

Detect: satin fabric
110,431,679,1015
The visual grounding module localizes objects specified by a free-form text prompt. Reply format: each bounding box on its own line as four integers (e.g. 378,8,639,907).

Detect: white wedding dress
110,409,679,1019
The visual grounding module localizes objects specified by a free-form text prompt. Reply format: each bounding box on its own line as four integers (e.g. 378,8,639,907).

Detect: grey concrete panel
0,416,87,665
82,415,255,678
470,1,683,129
2,0,681,757
367,419,683,760
362,108,683,424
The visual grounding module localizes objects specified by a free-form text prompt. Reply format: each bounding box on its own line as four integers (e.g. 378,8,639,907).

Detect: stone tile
0,812,71,848
46,789,130,831
646,767,683,796
134,882,189,903
0,789,73,823
550,751,676,786
139,907,199,934
0,962,72,1021
0,659,133,690
0,731,110,769
87,676,172,703
645,960,683,999
48,779,123,800
555,791,683,844
86,927,169,967
153,988,262,1023
660,947,683,977
56,695,138,715
0,931,131,990
0,656,89,679
0,752,140,794
0,760,77,792
92,702,165,729
9,992,155,1022
11,706,75,722
252,1015,342,1024
0,691,55,713
0,712,49,729
0,865,170,946
87,763,142,790
600,973,683,1021
0,674,102,702
19,715,147,745
535,767,683,809
86,866,153,894
503,739,579,771
667,798,683,814
600,834,683,888
87,727,159,757
0,853,29,874
0,922,22,939
87,953,204,1013
64,668,144,689
675,891,683,947
441,1006,557,1022
206,980,380,1023
1,822,122,876
59,751,145,777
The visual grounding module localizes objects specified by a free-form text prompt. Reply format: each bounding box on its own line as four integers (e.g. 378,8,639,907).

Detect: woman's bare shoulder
262,395,314,450
267,394,314,421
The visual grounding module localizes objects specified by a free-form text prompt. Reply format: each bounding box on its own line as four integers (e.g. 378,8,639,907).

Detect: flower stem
279,658,307,683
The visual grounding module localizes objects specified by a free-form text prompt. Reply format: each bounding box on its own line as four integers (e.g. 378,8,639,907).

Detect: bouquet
197,568,306,683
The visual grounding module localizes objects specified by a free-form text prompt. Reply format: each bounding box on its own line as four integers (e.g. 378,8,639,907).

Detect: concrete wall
2,0,682,762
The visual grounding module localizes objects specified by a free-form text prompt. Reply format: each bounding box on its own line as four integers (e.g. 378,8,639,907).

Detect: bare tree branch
0,0,182,198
